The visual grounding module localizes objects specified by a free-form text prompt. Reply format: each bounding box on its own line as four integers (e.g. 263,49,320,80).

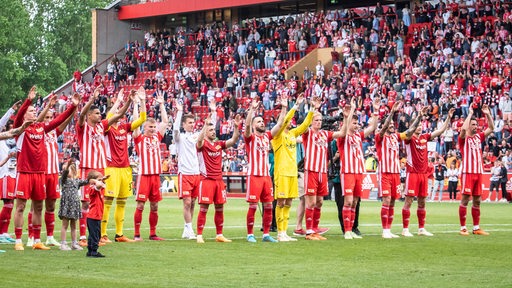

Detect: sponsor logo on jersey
207,151,221,157
362,174,374,190
29,134,43,140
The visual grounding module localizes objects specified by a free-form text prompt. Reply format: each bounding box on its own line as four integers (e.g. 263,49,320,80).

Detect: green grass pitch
1,198,511,288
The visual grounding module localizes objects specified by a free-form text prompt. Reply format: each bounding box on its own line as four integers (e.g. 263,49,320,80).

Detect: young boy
86,170,109,258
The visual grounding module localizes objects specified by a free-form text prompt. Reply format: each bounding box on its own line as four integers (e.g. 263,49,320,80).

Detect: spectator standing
431,159,448,202
446,161,460,201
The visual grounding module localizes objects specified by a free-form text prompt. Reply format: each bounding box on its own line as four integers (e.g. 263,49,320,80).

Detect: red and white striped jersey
302,129,333,173
134,132,163,175
244,132,272,176
459,132,484,174
404,133,431,174
45,129,61,174
375,132,404,174
76,119,108,169
337,132,365,174
197,140,226,180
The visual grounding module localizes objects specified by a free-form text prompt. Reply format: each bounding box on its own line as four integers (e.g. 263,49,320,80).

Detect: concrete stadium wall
92,8,146,73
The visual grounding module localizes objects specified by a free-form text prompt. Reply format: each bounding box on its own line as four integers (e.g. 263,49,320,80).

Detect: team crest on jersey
419,139,427,144
315,135,328,147
35,127,44,133
119,129,126,134
215,145,222,150
386,137,399,151
145,138,159,151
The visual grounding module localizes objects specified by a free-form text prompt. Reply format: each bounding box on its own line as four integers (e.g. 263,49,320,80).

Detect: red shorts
341,173,363,197
178,174,201,199
246,175,273,203
198,178,226,205
304,171,328,196
135,175,163,202
461,173,482,197
379,173,401,199
0,176,16,200
45,173,61,200
405,172,429,198
80,168,104,202
15,173,46,201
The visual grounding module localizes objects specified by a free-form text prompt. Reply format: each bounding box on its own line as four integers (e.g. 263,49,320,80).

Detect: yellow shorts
274,174,298,199
104,167,133,198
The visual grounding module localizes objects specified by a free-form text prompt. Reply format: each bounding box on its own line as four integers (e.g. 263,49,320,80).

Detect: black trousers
333,181,360,233
500,181,508,199
87,218,101,253
447,181,458,200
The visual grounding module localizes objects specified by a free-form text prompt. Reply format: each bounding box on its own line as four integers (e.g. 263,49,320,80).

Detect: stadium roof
117,0,403,21
118,0,283,20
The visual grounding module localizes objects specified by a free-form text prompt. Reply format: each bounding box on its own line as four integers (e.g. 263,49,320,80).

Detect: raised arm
341,97,356,138
36,94,58,123
482,104,495,137
378,101,401,137
404,106,428,139
45,93,80,133
130,86,147,131
14,86,37,128
226,114,241,148
106,88,124,119
107,90,134,127
0,120,33,140
459,107,474,139
0,101,20,130
156,92,169,136
173,100,183,141
430,108,455,140
209,99,217,126
57,94,80,133
196,114,211,150
293,95,318,136
270,96,290,137
244,99,260,138
79,86,101,126
363,97,382,137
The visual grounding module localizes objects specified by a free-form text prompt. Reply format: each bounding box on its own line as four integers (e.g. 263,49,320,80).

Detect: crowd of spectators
54,1,512,175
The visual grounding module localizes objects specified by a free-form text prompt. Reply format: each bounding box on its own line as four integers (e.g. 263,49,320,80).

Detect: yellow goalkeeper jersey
271,108,313,177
